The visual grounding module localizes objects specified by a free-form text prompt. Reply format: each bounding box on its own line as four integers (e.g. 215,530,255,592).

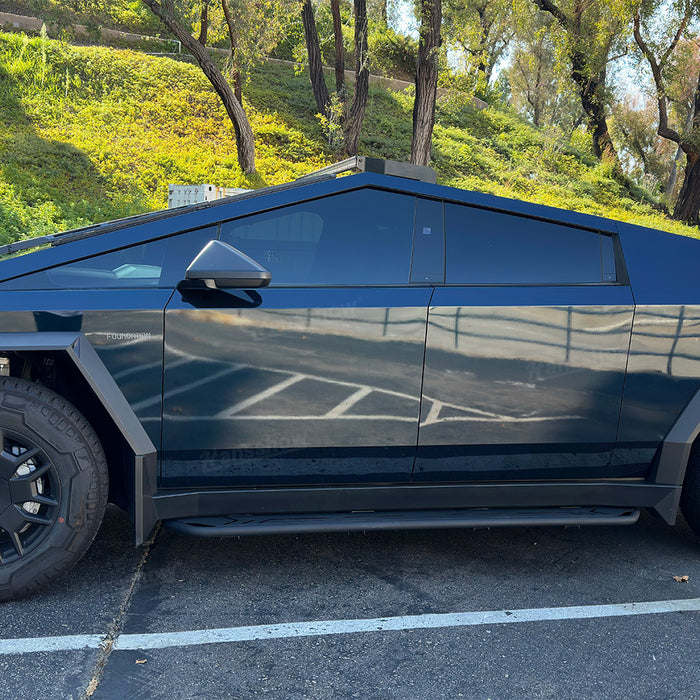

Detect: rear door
415,203,634,481
161,188,435,488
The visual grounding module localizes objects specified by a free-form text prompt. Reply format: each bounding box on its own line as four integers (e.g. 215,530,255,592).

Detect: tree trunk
221,0,242,102
411,0,441,167
672,152,700,224
533,1,621,170
330,0,345,97
197,0,208,46
669,90,698,198
301,0,331,117
666,144,684,197
570,53,621,170
673,72,700,224
379,0,388,26
344,0,369,155
142,0,256,174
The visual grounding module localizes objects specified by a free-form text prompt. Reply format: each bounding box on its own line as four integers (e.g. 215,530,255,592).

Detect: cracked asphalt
0,505,698,700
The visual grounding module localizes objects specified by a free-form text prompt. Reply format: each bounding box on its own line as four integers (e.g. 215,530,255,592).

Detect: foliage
202,0,297,84
507,6,581,131
0,0,163,34
632,0,700,223
442,0,514,86
0,29,697,243
611,97,675,194
315,91,346,150
367,22,417,80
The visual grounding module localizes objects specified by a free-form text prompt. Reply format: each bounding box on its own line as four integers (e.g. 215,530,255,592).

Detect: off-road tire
0,377,108,601
680,444,700,537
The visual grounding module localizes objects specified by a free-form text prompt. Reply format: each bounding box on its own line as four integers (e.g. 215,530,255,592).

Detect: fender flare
652,384,700,523
0,331,157,544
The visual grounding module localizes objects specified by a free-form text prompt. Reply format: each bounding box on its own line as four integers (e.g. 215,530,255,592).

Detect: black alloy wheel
0,429,60,563
0,377,109,601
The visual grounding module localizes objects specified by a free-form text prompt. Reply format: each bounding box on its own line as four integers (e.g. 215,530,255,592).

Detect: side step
163,507,640,537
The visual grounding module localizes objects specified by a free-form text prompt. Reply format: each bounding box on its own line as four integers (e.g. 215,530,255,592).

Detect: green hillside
0,30,697,243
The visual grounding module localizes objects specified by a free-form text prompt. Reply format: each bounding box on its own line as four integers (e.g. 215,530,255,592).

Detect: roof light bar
297,156,437,184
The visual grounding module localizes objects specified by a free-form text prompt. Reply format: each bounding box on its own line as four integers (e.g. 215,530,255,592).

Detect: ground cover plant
0,30,697,242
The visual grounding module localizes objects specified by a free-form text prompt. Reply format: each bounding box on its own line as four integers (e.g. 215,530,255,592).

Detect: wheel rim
0,427,60,564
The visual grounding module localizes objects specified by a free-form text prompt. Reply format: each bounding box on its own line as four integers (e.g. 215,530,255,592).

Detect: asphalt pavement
1,506,698,699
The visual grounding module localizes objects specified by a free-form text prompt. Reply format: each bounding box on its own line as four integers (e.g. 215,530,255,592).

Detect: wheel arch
0,332,157,544
651,383,700,523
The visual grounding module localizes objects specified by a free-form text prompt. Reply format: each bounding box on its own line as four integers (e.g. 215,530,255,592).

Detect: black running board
164,507,640,537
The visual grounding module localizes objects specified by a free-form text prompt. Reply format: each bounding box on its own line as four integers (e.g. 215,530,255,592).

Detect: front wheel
0,377,108,601
680,443,700,537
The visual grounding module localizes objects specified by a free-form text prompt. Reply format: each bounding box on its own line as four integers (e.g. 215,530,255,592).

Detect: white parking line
0,634,103,655
0,598,697,655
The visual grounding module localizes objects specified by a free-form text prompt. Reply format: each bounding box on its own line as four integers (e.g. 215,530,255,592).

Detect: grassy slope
0,30,697,243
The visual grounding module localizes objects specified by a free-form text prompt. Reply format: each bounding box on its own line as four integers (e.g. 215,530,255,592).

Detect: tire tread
0,377,109,602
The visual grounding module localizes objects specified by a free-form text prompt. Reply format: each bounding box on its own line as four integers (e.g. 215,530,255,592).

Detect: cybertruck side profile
0,156,699,601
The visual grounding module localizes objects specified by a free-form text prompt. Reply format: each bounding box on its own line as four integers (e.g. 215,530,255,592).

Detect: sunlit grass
1,30,697,241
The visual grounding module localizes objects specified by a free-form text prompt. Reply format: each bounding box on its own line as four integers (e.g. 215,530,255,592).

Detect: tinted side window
0,227,216,290
445,204,611,284
410,198,444,283
219,189,415,285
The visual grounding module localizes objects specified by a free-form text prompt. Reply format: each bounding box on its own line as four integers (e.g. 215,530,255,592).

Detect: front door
160,188,434,488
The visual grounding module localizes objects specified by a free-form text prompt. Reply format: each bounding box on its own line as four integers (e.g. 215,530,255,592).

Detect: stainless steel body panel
0,290,168,447
161,287,432,486
613,304,700,476
416,286,634,480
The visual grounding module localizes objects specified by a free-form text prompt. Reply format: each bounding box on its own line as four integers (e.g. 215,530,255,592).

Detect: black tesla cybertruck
1,156,699,600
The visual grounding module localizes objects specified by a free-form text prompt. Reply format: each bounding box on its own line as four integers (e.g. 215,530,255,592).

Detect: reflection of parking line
217,374,305,418
112,357,189,381
133,365,245,412
325,387,372,417
154,361,583,425
225,414,416,422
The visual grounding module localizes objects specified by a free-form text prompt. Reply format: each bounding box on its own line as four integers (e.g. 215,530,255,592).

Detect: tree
508,8,582,130
300,0,370,155
443,0,514,87
531,0,636,170
612,97,675,190
301,0,332,117
221,0,242,100
368,0,389,24
344,0,370,154
197,0,209,45
141,0,256,173
331,0,346,96
633,0,700,223
411,0,442,166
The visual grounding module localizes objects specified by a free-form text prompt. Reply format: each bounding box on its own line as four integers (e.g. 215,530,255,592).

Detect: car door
160,188,435,488
415,202,634,481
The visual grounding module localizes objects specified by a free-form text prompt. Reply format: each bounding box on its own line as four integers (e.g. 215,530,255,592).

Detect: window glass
410,198,444,283
219,189,415,285
601,235,617,282
445,204,607,284
0,227,216,290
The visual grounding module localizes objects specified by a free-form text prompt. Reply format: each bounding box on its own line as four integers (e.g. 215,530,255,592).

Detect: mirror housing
185,240,271,289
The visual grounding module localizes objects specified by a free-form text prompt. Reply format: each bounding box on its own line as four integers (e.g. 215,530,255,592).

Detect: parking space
0,506,698,699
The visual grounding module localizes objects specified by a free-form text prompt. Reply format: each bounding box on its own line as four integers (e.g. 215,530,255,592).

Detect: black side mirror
184,240,271,289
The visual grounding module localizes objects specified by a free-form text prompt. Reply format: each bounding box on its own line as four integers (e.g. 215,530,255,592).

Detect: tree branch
141,0,256,172
532,0,570,32
633,12,683,146
660,0,692,67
